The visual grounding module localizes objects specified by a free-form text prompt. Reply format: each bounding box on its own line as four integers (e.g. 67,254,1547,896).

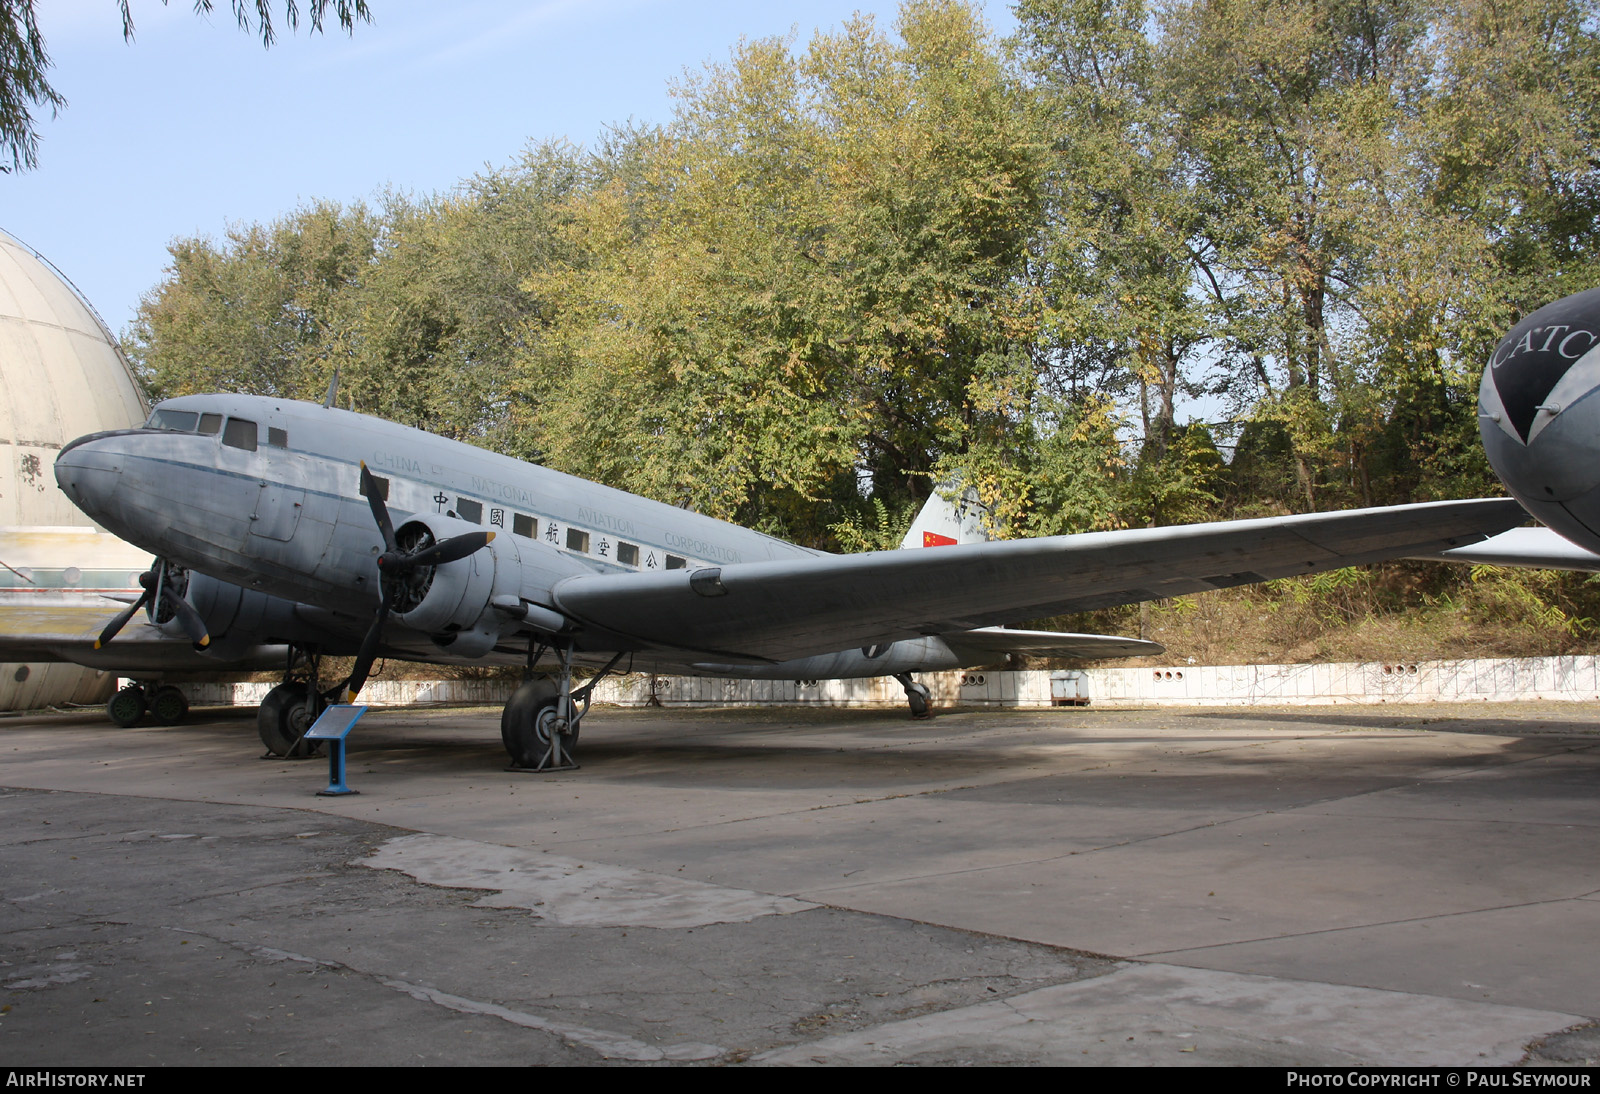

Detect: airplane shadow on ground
299,705,1600,797
1180,706,1600,735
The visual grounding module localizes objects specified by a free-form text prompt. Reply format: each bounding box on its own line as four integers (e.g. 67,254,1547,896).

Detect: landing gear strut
257,646,326,758
501,643,623,772
895,672,934,720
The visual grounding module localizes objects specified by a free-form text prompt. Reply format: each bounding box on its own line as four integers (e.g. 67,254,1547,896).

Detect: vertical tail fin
899,480,993,549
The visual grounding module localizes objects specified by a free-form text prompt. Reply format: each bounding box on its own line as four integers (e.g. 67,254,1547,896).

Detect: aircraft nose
55,430,129,525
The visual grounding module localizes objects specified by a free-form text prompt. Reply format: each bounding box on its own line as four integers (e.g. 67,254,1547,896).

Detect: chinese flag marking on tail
923,531,959,547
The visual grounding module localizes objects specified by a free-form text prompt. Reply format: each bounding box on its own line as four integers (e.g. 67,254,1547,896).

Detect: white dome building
0,230,152,709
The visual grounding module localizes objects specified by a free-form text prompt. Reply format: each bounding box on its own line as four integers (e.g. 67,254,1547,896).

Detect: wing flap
551,498,1526,662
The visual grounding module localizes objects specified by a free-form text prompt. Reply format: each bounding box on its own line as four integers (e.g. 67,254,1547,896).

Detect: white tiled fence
170,654,1600,710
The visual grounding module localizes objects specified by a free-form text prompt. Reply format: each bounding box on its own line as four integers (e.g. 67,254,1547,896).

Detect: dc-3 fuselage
55,393,990,681
52,391,1527,767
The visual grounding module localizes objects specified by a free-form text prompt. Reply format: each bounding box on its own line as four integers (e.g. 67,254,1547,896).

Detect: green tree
126,201,380,401
1158,0,1437,509
127,142,590,446
1013,0,1224,533
351,142,590,443
522,1,1043,543
1014,0,1211,465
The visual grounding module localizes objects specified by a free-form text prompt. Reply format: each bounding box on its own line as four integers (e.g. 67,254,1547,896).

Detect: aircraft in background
1408,287,1600,573
1472,287,1600,562
43,393,1521,769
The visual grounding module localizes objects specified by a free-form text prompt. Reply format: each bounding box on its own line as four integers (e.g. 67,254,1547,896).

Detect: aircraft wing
1407,526,1600,573
0,602,283,672
550,498,1526,662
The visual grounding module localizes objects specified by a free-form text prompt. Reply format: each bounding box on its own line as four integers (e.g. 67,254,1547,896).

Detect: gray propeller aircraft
37,391,1525,769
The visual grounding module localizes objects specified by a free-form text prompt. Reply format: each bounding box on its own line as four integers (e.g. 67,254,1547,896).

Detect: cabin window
666,555,687,570
360,473,389,501
456,498,483,524
198,413,222,435
513,513,536,538
222,418,258,451
617,542,639,566
147,409,197,432
267,426,288,448
566,528,590,553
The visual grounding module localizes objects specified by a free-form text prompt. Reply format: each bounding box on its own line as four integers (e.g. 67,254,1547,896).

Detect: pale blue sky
8,1,1016,332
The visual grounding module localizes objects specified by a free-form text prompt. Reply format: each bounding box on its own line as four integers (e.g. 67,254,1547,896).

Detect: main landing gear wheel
106,684,146,728
502,675,579,772
147,685,189,726
257,682,325,759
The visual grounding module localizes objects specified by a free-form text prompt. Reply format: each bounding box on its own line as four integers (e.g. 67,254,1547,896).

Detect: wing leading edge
550,498,1527,662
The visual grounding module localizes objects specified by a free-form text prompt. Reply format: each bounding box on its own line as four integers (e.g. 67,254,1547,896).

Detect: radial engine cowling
383,514,593,656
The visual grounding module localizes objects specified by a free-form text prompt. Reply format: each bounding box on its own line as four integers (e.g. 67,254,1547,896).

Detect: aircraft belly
692,637,962,680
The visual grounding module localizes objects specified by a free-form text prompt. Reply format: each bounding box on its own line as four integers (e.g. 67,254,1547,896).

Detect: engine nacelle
386,514,596,656
185,571,310,655
1479,287,1600,553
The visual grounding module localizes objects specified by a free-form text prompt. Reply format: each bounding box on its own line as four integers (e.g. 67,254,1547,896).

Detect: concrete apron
3,701,1598,1065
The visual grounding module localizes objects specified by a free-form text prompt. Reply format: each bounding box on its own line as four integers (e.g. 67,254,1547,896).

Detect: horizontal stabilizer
1409,526,1600,573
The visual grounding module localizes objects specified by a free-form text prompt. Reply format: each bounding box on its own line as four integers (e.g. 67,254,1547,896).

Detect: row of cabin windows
147,408,285,451
365,473,688,569
483,501,685,567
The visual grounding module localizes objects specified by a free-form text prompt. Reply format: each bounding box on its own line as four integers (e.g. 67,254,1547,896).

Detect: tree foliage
518,3,1043,541
127,0,1600,578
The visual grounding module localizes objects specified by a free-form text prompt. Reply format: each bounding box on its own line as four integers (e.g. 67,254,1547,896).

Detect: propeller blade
396,531,494,571
343,602,390,701
94,588,152,649
159,589,211,649
360,461,396,552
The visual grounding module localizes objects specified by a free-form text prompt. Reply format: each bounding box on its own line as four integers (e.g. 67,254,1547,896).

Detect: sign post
305,703,367,796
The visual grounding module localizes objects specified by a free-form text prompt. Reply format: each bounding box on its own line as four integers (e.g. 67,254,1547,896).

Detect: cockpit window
147,409,198,432
222,418,258,451
198,413,222,435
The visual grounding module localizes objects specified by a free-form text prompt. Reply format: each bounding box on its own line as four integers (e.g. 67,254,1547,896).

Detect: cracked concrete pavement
3,701,1599,1065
